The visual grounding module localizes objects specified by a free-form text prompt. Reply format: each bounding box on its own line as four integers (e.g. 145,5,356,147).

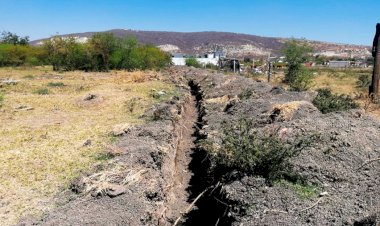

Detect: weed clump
356,74,371,90
238,89,253,100
0,93,4,106
312,88,358,114
23,75,35,79
47,82,65,87
275,179,319,199
214,118,316,180
34,88,50,95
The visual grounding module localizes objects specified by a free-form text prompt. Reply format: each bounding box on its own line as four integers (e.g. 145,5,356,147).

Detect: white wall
172,57,219,66
197,58,219,66
172,58,186,66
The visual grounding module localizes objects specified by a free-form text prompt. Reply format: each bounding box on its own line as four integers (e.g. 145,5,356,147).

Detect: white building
171,51,225,66
328,61,351,68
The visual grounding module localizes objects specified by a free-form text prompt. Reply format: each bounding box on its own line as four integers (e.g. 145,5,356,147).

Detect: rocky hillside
30,29,371,58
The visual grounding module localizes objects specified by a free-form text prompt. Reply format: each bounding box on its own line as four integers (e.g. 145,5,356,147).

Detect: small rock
83,94,97,101
107,185,126,198
83,139,92,146
112,123,132,136
14,105,34,111
151,89,167,99
319,191,328,197
2,78,18,85
157,90,166,96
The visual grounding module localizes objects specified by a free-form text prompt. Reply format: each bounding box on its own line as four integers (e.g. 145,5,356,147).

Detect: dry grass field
0,67,176,225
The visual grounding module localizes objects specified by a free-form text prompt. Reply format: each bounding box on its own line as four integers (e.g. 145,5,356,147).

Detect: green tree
1,31,29,45
110,36,138,69
88,33,117,71
185,57,201,68
43,37,67,71
282,39,314,91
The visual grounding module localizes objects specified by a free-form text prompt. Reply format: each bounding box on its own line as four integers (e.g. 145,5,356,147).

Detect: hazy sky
0,0,379,45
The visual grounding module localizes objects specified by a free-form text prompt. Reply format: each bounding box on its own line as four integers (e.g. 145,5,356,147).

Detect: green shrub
47,82,65,87
289,67,313,91
356,74,371,89
205,63,218,70
312,88,359,114
216,118,316,180
0,93,4,106
34,88,50,95
282,39,313,91
0,44,44,67
238,89,253,100
275,179,319,199
185,57,202,68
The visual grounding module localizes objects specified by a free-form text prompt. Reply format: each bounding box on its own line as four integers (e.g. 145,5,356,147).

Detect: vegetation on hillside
312,88,359,113
211,118,316,180
0,31,171,71
282,39,314,91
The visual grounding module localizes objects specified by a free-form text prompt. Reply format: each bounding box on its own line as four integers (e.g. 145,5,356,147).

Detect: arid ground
1,66,379,226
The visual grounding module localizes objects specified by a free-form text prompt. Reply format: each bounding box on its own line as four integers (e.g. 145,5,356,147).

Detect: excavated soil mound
168,67,380,226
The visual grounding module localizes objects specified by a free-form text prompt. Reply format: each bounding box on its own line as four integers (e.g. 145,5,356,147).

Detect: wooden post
268,61,272,82
372,36,380,95
370,23,380,97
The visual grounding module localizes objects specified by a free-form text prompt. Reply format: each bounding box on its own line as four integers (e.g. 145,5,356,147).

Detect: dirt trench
172,80,234,226
158,93,197,224
163,80,234,226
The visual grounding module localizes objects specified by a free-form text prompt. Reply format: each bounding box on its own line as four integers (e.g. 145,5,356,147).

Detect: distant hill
30,29,371,58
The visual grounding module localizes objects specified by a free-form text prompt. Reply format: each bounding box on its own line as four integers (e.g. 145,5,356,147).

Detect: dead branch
300,197,323,212
264,209,288,214
357,158,380,170
173,188,209,226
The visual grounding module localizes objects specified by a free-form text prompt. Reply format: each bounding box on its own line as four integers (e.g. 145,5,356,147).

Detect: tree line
0,31,171,71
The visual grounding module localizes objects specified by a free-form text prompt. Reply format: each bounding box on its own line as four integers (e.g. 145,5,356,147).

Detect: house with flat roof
328,61,351,68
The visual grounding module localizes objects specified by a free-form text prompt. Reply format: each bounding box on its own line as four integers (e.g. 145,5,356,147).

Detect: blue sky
0,0,379,45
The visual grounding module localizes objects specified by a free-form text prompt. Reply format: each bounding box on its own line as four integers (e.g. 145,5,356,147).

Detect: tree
88,33,117,71
43,37,67,71
110,36,139,69
282,39,314,91
0,31,29,45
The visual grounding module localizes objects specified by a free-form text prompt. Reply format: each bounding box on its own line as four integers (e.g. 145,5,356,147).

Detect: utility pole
233,60,236,73
370,23,380,98
267,54,272,82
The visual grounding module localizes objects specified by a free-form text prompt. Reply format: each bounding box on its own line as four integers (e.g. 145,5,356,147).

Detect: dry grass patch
0,66,175,225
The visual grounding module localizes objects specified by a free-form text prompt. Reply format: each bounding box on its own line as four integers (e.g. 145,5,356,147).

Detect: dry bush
81,163,146,197
130,71,146,83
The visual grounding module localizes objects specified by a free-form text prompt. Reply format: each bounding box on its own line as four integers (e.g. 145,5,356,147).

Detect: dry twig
300,197,323,212
173,188,209,226
264,209,288,214
357,158,380,170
